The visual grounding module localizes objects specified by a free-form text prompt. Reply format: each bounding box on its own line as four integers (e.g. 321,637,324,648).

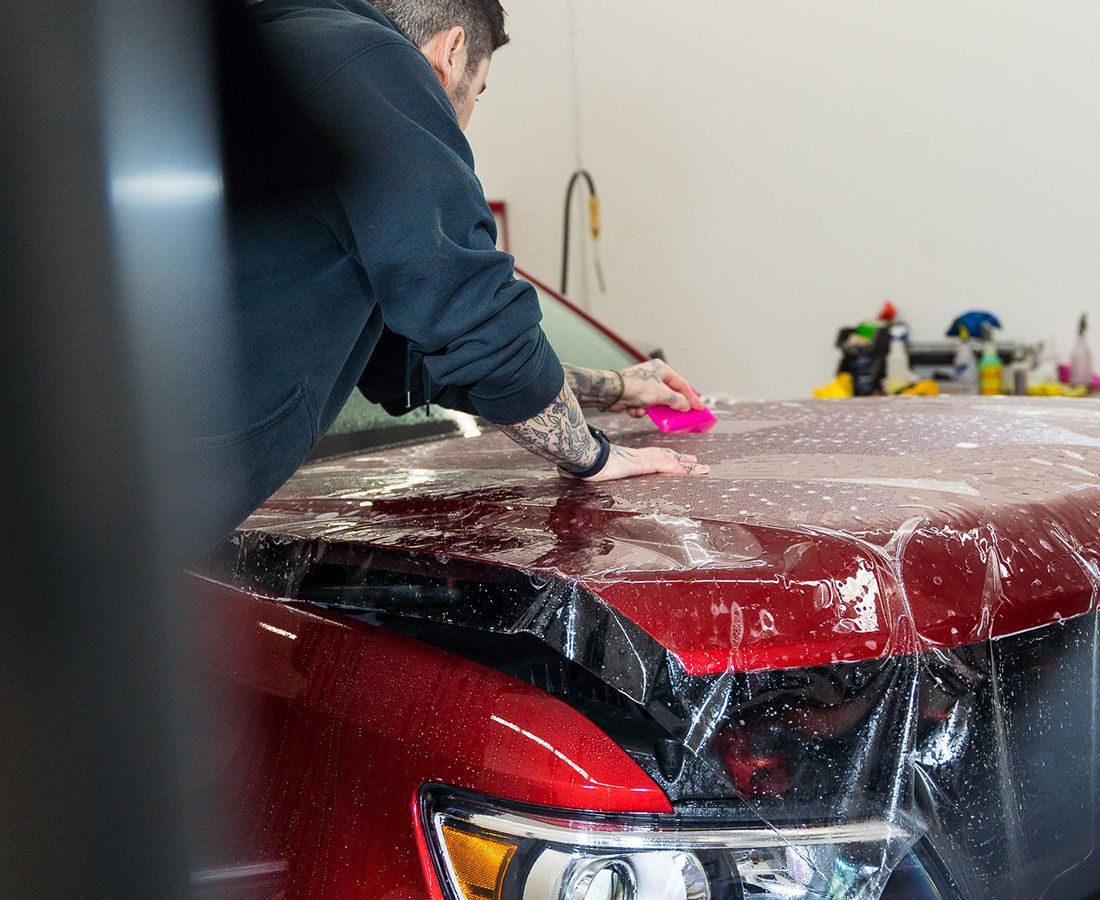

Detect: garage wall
469,1,1100,399
464,2,578,291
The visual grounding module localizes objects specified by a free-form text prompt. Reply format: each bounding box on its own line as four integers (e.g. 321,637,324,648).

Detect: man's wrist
559,427,612,478
605,369,625,409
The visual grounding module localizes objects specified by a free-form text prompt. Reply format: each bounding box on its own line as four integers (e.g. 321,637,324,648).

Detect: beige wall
470,1,1100,398
465,2,577,289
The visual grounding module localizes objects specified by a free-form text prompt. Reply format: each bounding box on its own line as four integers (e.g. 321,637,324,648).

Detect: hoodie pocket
194,382,319,537
198,382,317,452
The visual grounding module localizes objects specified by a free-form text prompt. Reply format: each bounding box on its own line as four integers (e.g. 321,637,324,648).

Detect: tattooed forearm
498,384,601,470
564,364,623,407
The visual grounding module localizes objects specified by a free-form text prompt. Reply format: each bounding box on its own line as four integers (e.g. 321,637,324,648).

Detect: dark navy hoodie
210,0,564,535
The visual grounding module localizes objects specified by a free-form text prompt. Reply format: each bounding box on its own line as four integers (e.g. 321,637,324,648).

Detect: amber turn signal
439,823,517,899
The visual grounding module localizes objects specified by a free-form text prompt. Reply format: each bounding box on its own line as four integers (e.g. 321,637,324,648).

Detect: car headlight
424,791,915,900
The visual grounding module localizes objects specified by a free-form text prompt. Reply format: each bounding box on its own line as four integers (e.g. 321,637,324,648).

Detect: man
216,0,707,537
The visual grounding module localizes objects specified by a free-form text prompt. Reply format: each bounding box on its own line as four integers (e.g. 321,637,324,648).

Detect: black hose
560,168,598,295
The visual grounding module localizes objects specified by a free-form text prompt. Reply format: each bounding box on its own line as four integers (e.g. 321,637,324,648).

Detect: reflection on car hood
241,397,1100,672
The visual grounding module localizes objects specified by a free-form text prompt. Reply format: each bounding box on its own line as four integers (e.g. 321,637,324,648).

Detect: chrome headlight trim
456,808,912,852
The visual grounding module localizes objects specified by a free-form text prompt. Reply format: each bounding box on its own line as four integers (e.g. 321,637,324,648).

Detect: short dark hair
374,0,509,68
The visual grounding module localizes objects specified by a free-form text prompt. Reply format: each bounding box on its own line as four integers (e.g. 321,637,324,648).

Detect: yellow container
980,362,1003,395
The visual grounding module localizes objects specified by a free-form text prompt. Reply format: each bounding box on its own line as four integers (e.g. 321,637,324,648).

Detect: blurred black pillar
0,0,233,896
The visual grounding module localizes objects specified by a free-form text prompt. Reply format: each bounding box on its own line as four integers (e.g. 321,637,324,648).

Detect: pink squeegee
646,402,717,434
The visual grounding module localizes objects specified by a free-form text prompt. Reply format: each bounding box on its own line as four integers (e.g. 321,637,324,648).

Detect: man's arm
563,365,624,408
498,383,600,470
499,383,708,481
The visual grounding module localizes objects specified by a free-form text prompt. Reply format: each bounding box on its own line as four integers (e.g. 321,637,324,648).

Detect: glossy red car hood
241,397,1100,673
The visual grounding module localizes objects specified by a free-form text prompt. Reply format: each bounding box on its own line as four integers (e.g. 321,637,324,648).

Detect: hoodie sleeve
304,38,564,425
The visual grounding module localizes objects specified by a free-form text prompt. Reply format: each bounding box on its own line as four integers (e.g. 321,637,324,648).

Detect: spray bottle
884,324,913,394
953,326,979,394
1069,314,1094,389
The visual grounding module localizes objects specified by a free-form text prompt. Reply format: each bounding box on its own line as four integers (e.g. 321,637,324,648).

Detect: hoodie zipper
405,344,431,416
404,343,413,409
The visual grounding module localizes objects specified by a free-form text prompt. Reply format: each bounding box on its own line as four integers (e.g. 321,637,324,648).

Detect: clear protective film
207,397,1100,900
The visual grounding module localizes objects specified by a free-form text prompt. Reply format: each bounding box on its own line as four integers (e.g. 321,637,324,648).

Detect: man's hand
571,445,709,481
612,359,706,417
564,360,706,418
497,384,708,482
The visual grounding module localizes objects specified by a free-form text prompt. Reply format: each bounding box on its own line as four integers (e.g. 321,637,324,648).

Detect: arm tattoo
564,364,622,407
498,384,601,470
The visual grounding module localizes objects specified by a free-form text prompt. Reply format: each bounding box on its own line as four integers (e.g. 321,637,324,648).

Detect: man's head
373,0,508,130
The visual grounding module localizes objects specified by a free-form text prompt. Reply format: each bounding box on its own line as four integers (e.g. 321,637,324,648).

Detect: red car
192,273,1100,900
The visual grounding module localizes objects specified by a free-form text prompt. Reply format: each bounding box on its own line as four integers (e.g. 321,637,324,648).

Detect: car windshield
312,276,640,459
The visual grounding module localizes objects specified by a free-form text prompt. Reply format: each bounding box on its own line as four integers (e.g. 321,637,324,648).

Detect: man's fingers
657,457,710,476
676,461,710,475
648,448,709,476
661,367,706,411
627,407,648,418
616,360,705,415
663,389,692,412
658,448,697,463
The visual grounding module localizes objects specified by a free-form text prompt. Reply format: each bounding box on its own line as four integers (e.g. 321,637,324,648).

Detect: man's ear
425,26,467,89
